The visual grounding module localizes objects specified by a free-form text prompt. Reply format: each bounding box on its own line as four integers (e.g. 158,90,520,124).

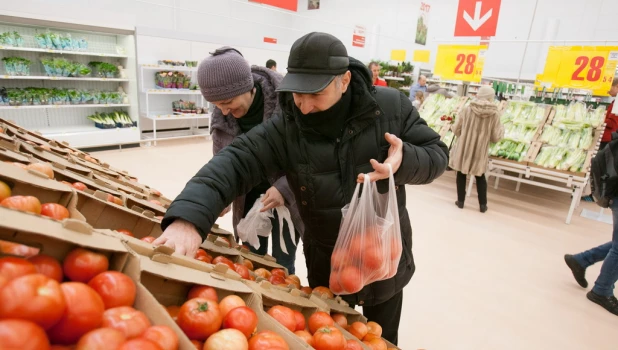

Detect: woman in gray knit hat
449,85,504,212
196,47,303,273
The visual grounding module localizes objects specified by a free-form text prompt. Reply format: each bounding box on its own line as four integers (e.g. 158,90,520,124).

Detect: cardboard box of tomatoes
237,246,289,275
0,161,84,221
122,252,312,349
201,234,240,260
2,123,72,157
0,144,31,164
16,140,95,176
0,207,188,349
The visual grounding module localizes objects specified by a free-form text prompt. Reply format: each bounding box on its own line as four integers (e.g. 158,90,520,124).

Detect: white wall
2,0,617,81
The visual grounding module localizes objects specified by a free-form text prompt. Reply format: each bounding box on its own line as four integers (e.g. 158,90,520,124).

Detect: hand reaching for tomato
153,219,203,257
357,133,403,183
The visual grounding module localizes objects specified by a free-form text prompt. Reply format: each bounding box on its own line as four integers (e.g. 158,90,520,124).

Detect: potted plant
99,91,108,104
75,64,91,77
78,38,88,51
49,32,61,49
35,32,50,49
0,88,8,106
67,89,81,104
7,89,23,106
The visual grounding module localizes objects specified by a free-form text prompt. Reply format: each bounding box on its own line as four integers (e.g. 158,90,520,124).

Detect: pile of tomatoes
334,315,392,350
162,284,289,350
1,179,71,221
0,247,179,350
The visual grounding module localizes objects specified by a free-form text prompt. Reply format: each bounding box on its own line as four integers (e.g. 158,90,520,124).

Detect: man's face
371,65,380,81
211,90,254,118
610,84,618,98
419,77,427,86
292,71,351,114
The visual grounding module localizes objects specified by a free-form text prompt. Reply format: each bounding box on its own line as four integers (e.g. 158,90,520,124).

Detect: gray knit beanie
197,47,254,102
477,85,495,101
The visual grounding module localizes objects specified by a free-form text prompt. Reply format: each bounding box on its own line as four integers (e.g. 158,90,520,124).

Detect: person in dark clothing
192,47,303,273
155,33,449,345
266,59,277,71
600,78,618,150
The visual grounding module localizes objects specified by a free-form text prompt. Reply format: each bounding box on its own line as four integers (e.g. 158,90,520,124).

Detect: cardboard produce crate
17,141,93,176
246,280,370,349
201,234,241,262
52,164,124,197
0,145,30,164
0,161,84,220
2,123,71,156
125,193,168,216
76,189,163,238
121,252,310,350
92,173,151,198
236,246,288,273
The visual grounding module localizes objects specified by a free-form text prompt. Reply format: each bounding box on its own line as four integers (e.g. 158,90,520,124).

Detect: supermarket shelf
0,104,130,110
0,75,129,82
144,113,211,121
141,64,197,72
143,89,201,95
141,129,209,144
0,45,127,58
34,125,140,148
384,76,405,81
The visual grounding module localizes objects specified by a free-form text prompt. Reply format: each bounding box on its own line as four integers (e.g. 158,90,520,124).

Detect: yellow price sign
434,45,487,82
541,46,618,96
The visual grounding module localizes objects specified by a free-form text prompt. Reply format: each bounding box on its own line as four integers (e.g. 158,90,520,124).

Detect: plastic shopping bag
236,196,297,254
329,164,403,295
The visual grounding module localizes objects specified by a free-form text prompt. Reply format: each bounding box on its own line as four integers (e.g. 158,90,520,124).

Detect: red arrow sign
455,0,501,37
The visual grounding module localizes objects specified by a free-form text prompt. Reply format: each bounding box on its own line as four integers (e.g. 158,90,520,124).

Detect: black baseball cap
277,32,350,94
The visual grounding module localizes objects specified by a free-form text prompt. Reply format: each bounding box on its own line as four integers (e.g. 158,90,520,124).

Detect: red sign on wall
264,37,278,44
352,25,366,48
454,0,501,37
249,0,297,12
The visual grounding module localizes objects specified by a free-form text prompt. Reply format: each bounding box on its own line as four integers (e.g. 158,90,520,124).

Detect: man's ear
341,70,352,93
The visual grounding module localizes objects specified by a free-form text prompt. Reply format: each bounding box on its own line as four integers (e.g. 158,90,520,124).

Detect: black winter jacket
163,57,449,306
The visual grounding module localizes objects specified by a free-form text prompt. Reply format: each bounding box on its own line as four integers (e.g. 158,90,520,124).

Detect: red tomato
149,199,162,206
40,203,70,220
242,259,254,271
285,277,301,289
164,305,180,322
26,162,54,179
107,195,123,206
72,182,88,191
0,240,39,257
344,339,364,350
308,311,334,335
0,274,66,329
48,282,105,345
248,330,289,350
190,340,203,349
364,338,387,350
141,325,179,350
339,265,363,293
88,271,136,309
332,313,348,328
271,268,286,278
266,305,296,332
194,248,208,259
348,237,363,260
117,338,163,350
222,306,258,339
300,286,313,295
0,319,50,350
293,310,306,331
348,322,368,340
233,263,251,280
363,245,383,270
204,328,248,350
0,180,11,201
76,328,126,350
63,248,109,283
295,330,314,345
196,255,212,264
29,254,63,282
117,229,134,237
102,306,151,339
329,272,343,294
366,321,383,337
268,274,286,285
0,274,6,290
176,298,222,341
10,162,28,169
312,326,346,350
1,195,42,214
220,237,231,247
312,286,334,299
51,346,74,350
0,256,37,280
219,295,246,318
151,189,162,196
253,268,271,279
187,285,218,302
212,256,235,270
141,236,156,243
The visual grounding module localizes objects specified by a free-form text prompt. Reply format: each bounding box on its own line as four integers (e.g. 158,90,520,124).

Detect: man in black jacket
157,32,449,344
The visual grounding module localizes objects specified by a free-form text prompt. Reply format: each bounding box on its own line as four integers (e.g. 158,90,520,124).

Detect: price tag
434,45,487,82
3,75,9,79
541,46,618,96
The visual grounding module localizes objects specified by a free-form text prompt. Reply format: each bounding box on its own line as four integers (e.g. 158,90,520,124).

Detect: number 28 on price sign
552,47,618,94
435,45,487,82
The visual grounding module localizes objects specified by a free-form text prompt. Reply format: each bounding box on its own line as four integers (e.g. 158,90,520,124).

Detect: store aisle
94,140,618,350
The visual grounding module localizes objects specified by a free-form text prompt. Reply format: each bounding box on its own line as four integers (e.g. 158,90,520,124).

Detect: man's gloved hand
152,219,202,257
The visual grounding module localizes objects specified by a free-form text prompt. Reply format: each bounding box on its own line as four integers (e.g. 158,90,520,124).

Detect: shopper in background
409,74,427,100
600,78,618,150
189,47,303,274
412,90,425,110
157,32,449,344
425,83,454,99
266,59,277,72
449,86,504,213
368,61,387,87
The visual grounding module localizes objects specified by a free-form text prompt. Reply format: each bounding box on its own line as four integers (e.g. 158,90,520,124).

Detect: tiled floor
94,139,618,350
